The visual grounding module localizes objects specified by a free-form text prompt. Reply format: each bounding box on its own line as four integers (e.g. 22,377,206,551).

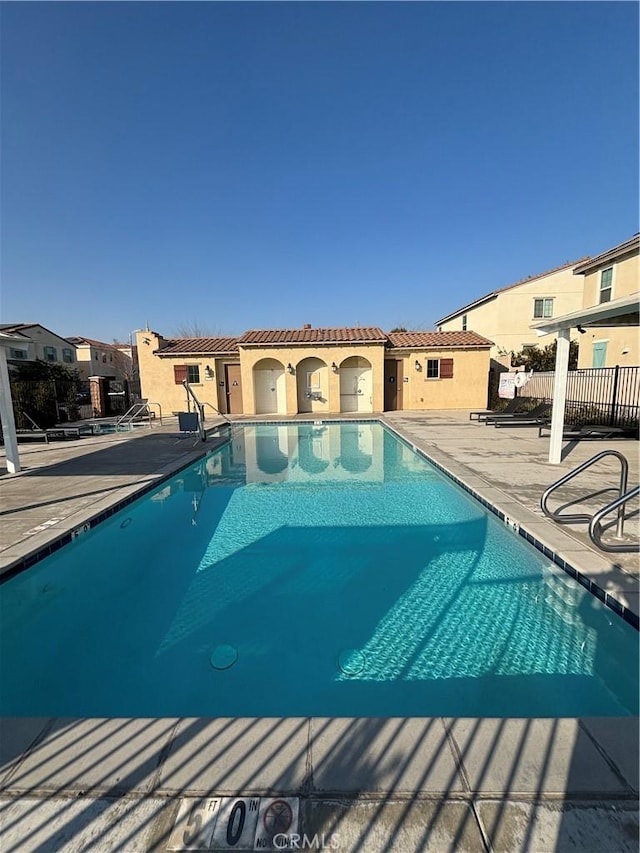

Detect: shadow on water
0,424,638,850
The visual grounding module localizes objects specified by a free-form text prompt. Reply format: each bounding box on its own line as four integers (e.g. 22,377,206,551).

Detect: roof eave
573,238,640,275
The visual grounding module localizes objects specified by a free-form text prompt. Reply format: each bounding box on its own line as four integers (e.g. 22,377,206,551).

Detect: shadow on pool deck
0,713,638,851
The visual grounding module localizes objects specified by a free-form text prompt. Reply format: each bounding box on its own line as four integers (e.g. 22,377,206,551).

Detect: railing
541,450,637,551
201,400,232,427
182,381,206,442
589,486,640,553
522,365,639,428
115,400,161,431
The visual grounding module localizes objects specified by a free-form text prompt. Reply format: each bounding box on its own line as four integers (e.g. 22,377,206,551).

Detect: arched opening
339,356,373,413
296,357,328,413
253,358,286,415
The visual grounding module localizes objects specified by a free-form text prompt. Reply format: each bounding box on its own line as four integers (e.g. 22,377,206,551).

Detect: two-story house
0,323,77,369
66,336,133,381
571,235,639,368
435,259,587,366
530,234,639,463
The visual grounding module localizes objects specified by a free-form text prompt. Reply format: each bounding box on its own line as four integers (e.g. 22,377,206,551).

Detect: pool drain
338,649,365,676
210,644,238,670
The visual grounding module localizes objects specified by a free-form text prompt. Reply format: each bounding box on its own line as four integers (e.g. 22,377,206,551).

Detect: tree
389,327,408,333
509,340,579,371
11,359,81,382
173,321,216,337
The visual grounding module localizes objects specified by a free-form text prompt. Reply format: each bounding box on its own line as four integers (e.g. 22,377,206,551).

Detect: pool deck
0,412,638,852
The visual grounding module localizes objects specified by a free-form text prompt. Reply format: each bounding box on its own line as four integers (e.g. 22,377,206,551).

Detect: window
93,350,98,360
533,298,554,319
175,364,200,384
599,267,613,304
102,353,107,363
592,342,608,368
43,346,57,362
62,348,74,363
426,358,454,379
9,348,27,359
461,314,468,331
307,371,321,390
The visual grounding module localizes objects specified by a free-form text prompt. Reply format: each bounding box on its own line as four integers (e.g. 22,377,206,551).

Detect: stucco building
435,259,587,365
571,235,639,368
136,326,493,417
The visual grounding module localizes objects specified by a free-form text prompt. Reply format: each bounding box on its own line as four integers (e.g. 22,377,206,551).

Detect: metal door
384,360,403,410
225,364,243,414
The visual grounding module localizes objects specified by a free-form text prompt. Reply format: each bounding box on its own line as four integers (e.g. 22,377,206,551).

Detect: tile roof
435,257,589,325
238,327,388,345
387,331,493,348
156,336,240,356
66,336,119,349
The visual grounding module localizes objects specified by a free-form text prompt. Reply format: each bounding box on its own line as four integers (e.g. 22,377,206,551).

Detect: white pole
548,328,571,464
0,346,21,474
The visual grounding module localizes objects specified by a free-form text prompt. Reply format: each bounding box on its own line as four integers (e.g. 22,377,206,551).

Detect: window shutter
174,365,188,384
440,358,454,379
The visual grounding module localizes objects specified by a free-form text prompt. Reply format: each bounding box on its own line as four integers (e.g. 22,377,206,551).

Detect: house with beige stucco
66,336,134,381
570,234,639,369
0,323,77,369
435,259,587,365
136,325,493,417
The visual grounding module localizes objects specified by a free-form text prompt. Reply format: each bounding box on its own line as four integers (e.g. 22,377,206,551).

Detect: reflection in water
337,424,372,473
255,427,289,475
298,429,330,474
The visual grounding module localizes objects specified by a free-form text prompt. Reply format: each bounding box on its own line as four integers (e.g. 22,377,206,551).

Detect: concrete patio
0,412,638,852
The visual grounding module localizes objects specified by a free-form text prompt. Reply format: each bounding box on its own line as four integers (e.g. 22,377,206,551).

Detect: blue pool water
1,422,637,717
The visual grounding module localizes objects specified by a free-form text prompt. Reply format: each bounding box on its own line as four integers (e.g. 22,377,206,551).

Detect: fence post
610,364,620,426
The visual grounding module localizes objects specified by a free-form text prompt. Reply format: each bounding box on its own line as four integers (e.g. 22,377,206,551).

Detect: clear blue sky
1,1,638,344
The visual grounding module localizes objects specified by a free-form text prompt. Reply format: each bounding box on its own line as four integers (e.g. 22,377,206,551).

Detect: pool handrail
541,449,633,545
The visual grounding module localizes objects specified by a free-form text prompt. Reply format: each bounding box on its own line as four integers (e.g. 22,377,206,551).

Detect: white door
340,365,373,413
254,367,285,414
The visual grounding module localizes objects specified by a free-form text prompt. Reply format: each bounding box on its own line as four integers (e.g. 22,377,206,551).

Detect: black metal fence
9,379,92,430
520,365,639,428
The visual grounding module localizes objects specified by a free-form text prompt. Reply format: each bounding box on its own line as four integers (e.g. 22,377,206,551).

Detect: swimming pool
0,422,637,717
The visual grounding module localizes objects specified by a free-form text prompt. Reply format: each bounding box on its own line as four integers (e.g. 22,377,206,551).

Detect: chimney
303,323,312,329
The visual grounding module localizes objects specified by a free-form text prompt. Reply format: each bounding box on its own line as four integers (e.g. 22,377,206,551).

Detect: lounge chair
470,398,522,421
485,401,551,425
537,423,627,440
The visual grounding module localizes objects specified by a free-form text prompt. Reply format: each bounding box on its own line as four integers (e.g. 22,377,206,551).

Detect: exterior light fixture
287,363,294,374
415,360,421,371
331,362,338,372
205,365,214,378
577,325,586,334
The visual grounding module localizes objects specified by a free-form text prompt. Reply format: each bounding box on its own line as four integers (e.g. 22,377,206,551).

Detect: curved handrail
541,450,629,526
589,486,639,553
147,401,163,424
201,400,232,426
